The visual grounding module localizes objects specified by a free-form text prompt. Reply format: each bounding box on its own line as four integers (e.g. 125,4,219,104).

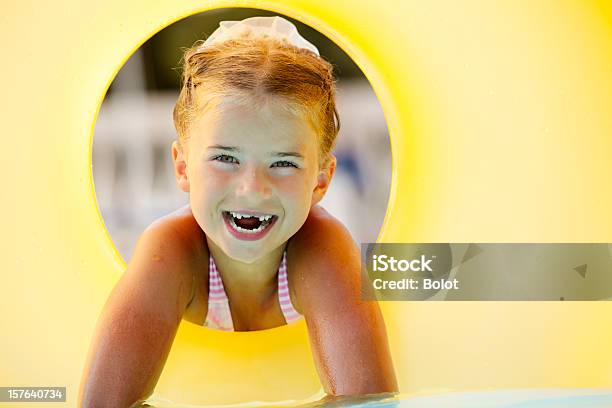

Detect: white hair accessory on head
198,16,320,56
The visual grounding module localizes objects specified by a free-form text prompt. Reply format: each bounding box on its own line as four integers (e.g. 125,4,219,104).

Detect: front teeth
227,214,270,234
229,211,273,222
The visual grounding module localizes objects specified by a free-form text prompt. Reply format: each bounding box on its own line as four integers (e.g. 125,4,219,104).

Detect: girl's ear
172,141,190,193
311,155,337,206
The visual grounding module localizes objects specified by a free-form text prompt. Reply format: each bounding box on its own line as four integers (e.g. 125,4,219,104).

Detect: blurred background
93,8,391,261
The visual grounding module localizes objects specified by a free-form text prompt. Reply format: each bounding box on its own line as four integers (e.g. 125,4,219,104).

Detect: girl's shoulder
288,205,356,257
144,205,209,264
286,206,361,316
141,205,210,324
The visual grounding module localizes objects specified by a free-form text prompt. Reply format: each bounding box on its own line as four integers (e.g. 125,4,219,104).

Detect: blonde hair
173,36,340,167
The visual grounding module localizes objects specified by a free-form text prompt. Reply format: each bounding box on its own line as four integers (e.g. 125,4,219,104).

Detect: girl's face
172,95,335,263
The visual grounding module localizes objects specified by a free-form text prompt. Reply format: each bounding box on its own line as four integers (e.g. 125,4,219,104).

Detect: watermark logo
372,254,434,272
361,243,454,301
361,243,612,301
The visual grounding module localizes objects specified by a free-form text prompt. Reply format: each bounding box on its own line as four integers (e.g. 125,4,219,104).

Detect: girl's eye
213,154,239,164
271,160,298,168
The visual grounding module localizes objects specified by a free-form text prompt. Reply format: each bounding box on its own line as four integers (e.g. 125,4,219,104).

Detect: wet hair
173,35,340,167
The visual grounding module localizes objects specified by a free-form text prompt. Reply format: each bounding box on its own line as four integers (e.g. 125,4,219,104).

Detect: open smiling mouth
222,211,278,240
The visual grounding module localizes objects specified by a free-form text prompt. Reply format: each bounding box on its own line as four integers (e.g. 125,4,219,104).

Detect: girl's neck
205,237,287,299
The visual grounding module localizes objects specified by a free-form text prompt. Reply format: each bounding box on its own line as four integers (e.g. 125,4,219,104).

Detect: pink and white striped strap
277,253,302,323
204,251,303,331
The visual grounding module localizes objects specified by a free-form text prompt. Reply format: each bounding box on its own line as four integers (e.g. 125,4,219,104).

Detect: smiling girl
79,16,397,407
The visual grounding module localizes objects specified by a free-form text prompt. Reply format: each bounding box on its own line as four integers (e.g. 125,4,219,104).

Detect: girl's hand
288,206,399,396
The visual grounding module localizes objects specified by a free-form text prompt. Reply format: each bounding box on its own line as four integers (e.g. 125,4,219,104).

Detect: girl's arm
78,218,197,407
289,206,399,396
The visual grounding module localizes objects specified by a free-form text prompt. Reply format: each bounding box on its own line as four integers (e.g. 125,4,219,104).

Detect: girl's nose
235,166,272,199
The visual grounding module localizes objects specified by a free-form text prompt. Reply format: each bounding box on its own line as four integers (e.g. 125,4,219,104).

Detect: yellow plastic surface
2,0,612,406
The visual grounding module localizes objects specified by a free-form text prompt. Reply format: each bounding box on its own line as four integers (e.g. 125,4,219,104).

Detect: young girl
79,16,398,407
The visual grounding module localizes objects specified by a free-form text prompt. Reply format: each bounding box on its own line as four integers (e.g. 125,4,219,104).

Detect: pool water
135,389,612,408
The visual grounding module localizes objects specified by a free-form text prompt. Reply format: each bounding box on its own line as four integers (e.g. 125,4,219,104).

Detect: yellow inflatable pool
2,0,612,406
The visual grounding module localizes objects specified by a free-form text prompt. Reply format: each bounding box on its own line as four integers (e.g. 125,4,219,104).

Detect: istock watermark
360,243,612,301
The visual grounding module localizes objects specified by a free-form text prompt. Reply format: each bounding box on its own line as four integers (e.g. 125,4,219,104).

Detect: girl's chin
221,235,291,264
203,232,267,264
218,236,269,259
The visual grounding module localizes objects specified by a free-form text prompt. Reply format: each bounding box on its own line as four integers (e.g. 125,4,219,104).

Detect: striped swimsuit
204,251,303,331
